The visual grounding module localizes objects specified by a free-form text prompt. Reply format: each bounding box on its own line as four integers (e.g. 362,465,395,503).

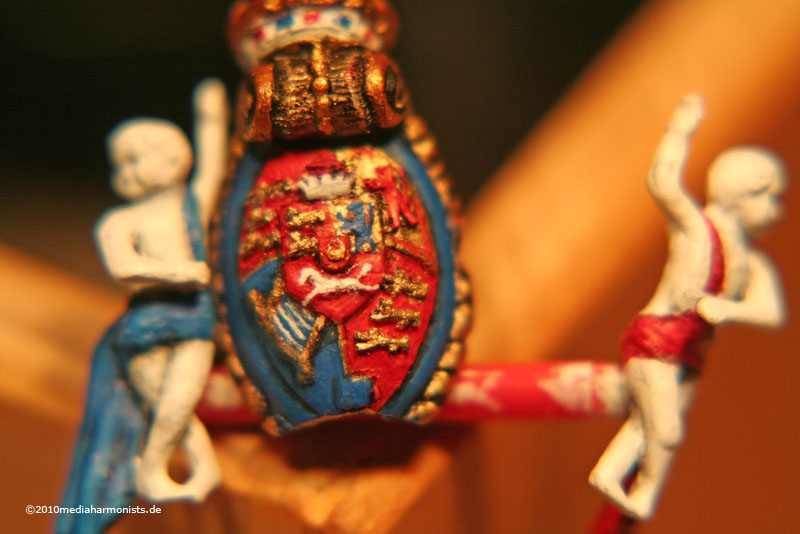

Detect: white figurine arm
647,94,705,230
697,251,786,328
189,79,229,231
95,208,210,287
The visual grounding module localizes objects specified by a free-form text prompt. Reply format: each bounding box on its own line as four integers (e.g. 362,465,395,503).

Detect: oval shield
215,131,466,434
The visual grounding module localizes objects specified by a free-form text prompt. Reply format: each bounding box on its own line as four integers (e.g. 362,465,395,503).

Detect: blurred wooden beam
462,0,800,362
0,244,470,534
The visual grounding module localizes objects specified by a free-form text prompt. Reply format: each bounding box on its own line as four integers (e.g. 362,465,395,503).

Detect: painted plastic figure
59,80,228,534
589,94,787,520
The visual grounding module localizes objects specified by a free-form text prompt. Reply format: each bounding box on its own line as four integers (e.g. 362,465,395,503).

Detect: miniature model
213,0,471,435
58,80,228,534
589,94,787,520
60,0,471,529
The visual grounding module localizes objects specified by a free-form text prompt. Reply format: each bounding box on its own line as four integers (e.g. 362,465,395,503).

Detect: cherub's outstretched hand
667,93,704,135
193,78,228,121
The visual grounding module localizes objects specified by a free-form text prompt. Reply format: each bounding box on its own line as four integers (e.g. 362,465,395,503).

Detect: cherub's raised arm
697,251,786,328
189,79,230,230
95,208,210,287
647,94,705,229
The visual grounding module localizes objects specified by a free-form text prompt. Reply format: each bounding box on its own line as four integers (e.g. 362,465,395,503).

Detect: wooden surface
0,245,474,534
459,0,800,531
2,0,800,532
464,0,800,363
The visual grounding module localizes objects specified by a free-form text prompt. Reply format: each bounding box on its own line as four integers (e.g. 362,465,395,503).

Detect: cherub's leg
179,415,222,501
136,339,217,502
128,345,170,404
623,357,683,520
588,407,645,510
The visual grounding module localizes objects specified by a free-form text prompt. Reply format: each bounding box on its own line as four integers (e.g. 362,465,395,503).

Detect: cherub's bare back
642,208,751,316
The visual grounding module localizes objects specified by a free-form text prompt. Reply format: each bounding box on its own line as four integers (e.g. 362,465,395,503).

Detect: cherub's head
707,147,787,235
107,119,193,200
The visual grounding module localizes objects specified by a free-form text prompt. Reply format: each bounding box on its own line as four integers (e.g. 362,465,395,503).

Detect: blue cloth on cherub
113,288,215,354
57,191,215,534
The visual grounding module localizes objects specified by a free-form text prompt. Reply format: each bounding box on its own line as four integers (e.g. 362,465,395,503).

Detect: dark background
0,0,644,285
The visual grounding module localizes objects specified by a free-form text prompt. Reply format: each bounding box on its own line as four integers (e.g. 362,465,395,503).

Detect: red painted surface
197,361,628,426
619,312,713,370
619,214,724,371
340,247,438,409
703,213,725,294
237,147,440,410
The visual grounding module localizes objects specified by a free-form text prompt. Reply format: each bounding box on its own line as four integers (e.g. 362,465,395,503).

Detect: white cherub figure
589,94,787,520
95,80,229,502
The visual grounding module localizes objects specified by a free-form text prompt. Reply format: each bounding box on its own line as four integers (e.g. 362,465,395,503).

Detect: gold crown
228,0,398,64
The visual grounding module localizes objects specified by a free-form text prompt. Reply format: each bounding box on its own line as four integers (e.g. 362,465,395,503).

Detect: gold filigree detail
285,207,326,229
296,315,327,385
438,341,464,372
450,302,472,341
424,371,450,400
242,381,269,415
412,138,438,165
382,269,428,300
261,417,280,436
384,236,433,268
405,400,438,424
370,298,420,329
427,161,446,180
393,225,425,248
325,239,348,261
310,42,335,136
226,353,246,381
455,268,472,304
239,231,281,256
354,328,409,354
246,180,292,207
403,115,426,142
211,273,225,294
245,207,276,231
288,234,318,258
248,286,323,384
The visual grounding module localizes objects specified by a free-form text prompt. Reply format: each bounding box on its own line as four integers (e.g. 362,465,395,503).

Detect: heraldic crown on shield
213,0,473,435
